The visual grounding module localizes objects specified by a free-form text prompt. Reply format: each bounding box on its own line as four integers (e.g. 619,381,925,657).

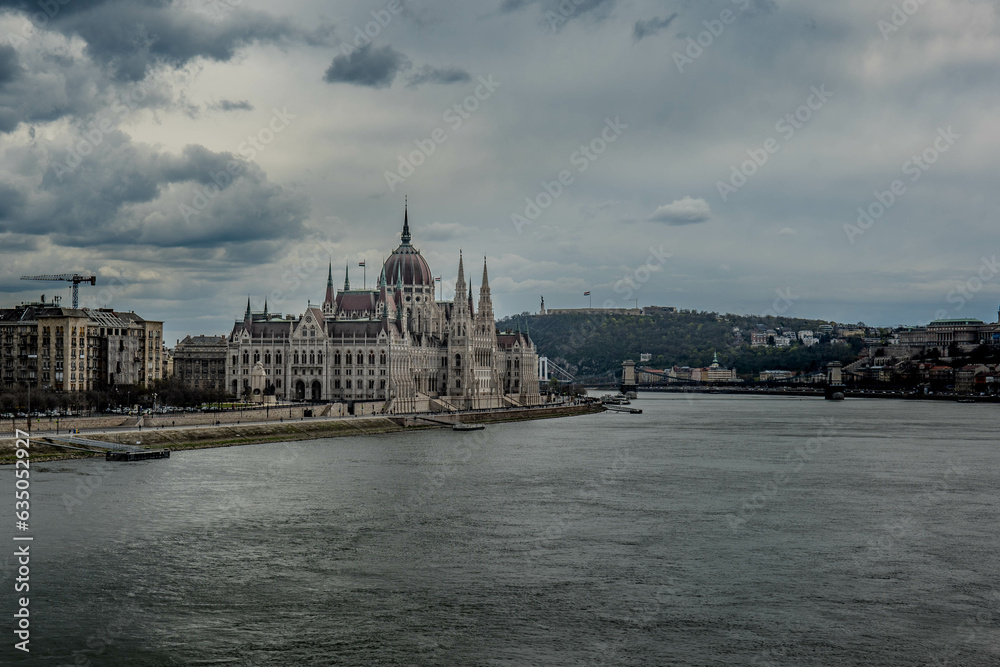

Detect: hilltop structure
227,207,542,413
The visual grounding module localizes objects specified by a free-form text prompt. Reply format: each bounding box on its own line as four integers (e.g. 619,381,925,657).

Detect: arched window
242,352,249,364
380,351,387,365
294,351,300,364
317,352,323,364
276,352,282,364
309,352,315,365
455,354,462,368
335,351,341,365
253,351,260,363
345,351,352,365
264,352,271,364
357,350,364,365
368,351,375,365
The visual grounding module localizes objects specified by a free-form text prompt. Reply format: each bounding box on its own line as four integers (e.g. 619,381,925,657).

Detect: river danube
5,394,1000,665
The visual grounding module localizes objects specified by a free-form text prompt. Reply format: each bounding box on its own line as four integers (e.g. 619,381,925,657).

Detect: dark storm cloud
0,181,25,219
405,65,472,87
0,0,327,82
323,44,410,88
215,99,254,112
0,131,307,257
0,45,21,85
497,0,618,27
632,13,677,42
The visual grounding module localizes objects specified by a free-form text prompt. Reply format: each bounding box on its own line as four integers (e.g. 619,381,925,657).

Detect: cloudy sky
0,0,998,343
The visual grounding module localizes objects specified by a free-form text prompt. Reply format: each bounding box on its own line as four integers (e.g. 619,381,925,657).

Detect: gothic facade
226,209,542,413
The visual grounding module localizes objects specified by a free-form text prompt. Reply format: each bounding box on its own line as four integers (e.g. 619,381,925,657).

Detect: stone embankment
0,402,604,464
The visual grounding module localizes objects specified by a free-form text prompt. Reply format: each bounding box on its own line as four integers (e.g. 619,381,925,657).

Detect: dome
382,205,434,287
384,245,434,287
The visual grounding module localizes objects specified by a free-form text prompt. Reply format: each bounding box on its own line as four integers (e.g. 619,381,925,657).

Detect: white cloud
648,197,712,225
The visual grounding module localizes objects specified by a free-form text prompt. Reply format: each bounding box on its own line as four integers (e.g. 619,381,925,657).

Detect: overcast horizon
0,0,998,344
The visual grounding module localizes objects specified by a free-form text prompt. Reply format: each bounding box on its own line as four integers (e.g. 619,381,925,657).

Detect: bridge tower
621,359,638,396
825,361,845,400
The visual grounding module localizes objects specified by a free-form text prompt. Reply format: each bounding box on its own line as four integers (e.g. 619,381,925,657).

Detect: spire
344,263,350,291
378,265,386,288
478,256,494,323
401,196,411,245
457,250,465,288
263,299,269,319
396,265,403,290
244,297,252,321
324,262,336,309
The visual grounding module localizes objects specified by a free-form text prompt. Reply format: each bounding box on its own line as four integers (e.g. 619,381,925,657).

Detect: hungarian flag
358,261,366,267
435,276,442,282
583,291,591,296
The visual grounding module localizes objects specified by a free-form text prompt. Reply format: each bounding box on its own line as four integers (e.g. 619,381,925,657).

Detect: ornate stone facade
227,209,542,413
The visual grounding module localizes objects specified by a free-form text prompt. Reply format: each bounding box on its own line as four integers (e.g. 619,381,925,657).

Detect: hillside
496,311,863,382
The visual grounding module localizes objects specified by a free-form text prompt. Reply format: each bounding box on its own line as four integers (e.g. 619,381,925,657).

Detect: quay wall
0,402,604,463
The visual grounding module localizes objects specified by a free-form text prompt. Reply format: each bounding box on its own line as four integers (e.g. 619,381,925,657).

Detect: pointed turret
324,262,336,306
344,263,350,291
244,297,252,323
478,256,494,322
263,300,269,319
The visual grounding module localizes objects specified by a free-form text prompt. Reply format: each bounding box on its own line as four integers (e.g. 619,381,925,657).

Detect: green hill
497,310,864,382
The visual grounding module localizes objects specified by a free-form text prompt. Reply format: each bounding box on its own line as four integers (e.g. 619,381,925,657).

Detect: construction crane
20,274,96,309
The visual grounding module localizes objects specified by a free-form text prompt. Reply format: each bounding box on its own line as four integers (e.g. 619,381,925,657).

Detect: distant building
543,307,642,316
173,335,228,392
750,331,768,347
0,298,163,392
759,370,795,381
899,317,1000,351
702,352,738,383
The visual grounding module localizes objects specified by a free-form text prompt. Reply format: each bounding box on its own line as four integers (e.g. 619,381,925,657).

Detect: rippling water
5,394,1000,666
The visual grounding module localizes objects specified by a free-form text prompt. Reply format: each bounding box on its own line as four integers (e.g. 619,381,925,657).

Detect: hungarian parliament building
225,209,542,413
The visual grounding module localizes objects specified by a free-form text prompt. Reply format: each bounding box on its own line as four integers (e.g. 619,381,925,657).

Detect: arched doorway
311,381,322,402
295,380,305,400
